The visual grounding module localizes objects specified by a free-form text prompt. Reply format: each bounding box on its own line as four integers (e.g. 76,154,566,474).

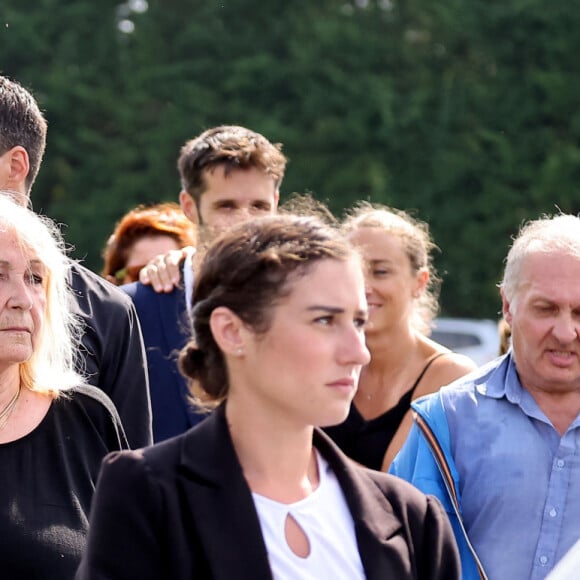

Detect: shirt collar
476,353,529,405
478,352,554,425
474,353,515,399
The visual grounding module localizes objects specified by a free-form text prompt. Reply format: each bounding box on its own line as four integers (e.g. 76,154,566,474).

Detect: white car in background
430,318,501,366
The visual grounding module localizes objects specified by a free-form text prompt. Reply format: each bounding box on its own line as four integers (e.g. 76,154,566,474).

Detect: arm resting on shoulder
139,247,194,293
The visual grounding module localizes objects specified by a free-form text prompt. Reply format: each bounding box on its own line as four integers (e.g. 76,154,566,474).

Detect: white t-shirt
252,452,365,580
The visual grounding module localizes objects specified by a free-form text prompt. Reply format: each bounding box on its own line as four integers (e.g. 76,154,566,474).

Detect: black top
70,262,153,447
0,384,129,580
324,354,444,470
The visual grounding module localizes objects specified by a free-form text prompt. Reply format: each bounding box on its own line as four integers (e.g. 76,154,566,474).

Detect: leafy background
2,0,579,318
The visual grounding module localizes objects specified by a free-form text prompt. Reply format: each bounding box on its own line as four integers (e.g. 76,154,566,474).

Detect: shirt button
549,508,557,518
556,459,565,468
540,556,549,566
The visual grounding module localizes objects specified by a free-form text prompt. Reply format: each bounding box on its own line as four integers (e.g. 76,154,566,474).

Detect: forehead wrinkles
519,253,580,303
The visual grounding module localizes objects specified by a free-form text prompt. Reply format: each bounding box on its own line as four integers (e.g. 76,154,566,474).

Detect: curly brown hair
177,125,287,205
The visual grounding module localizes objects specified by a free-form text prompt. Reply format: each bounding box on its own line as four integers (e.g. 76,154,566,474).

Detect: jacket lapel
314,430,406,580
177,406,273,580
176,411,409,579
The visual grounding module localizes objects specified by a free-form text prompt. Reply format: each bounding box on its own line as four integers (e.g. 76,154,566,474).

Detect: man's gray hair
501,213,580,308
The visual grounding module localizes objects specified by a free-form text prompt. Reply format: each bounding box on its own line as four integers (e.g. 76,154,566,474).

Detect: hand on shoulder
139,246,195,293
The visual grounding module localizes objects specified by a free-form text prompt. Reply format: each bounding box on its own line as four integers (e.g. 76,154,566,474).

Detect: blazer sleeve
418,495,462,580
70,264,153,448
76,451,164,580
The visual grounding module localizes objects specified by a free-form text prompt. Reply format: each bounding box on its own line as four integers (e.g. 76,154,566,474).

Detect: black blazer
70,263,152,448
77,406,460,580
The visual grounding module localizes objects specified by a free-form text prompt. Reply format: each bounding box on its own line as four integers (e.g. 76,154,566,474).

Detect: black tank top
323,353,445,470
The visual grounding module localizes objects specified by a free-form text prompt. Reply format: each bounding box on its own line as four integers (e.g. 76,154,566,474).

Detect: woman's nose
8,280,34,311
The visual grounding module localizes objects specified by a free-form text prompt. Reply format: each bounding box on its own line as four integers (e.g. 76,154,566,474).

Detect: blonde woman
0,195,128,579
325,203,476,470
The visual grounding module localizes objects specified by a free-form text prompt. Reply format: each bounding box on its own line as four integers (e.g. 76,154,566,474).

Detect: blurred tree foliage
1,0,579,318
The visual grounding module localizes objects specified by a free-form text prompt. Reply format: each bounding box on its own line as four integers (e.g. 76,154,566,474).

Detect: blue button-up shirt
444,355,580,579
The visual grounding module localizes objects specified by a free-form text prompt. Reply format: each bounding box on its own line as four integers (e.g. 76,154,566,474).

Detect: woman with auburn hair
102,202,195,285
77,214,459,580
0,194,128,579
325,203,476,470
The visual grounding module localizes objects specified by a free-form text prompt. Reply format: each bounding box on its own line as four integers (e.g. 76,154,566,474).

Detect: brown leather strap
413,411,488,580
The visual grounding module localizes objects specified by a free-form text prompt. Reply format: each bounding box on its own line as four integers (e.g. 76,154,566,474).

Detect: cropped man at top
324,203,475,470
123,125,287,442
78,214,460,580
0,195,128,579
0,74,152,447
391,213,580,579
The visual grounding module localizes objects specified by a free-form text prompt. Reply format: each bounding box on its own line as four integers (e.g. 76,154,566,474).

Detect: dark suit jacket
77,406,460,580
122,281,205,442
70,262,152,448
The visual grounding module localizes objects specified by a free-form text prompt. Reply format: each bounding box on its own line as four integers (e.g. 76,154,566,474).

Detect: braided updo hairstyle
179,214,357,408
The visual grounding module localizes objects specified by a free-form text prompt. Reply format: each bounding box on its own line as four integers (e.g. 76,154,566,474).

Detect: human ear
413,268,429,297
0,147,29,200
209,306,246,356
272,189,280,211
179,190,199,225
501,288,513,325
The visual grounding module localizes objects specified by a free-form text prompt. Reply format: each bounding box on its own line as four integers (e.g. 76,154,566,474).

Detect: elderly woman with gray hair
0,194,128,579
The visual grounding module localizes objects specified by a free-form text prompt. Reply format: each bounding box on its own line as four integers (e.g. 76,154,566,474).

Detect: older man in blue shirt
391,213,580,580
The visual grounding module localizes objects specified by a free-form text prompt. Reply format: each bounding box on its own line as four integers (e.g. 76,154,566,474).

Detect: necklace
0,384,22,430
